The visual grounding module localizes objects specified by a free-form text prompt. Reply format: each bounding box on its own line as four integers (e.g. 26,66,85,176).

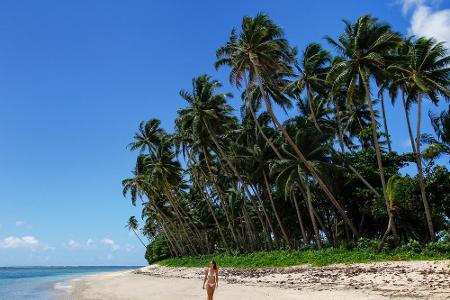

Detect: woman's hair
210,260,218,270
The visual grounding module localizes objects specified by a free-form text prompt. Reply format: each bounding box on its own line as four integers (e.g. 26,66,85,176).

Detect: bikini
206,269,217,288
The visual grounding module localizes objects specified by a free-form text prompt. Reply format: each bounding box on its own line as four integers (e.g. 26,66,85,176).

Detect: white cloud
401,0,423,14
106,253,114,260
102,238,120,251
67,239,80,249
401,0,450,48
86,239,95,248
0,236,53,251
15,221,25,226
0,236,39,248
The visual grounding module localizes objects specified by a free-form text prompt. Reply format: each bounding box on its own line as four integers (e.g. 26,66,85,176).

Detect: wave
54,281,72,291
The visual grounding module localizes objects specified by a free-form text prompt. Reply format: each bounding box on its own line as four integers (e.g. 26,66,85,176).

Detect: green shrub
356,238,379,250
145,235,171,264
399,240,423,254
158,240,450,268
423,241,450,255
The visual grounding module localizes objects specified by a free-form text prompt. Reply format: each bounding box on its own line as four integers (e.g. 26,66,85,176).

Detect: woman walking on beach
203,260,219,300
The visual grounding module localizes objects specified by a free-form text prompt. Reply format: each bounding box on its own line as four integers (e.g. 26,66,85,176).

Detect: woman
202,260,218,300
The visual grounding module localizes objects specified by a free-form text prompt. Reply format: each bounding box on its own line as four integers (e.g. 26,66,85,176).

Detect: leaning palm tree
122,154,186,256
240,76,290,159
216,13,359,237
126,216,147,248
389,37,450,240
423,105,450,162
144,137,202,255
326,15,402,244
288,43,331,132
176,74,274,249
271,117,336,249
244,140,292,248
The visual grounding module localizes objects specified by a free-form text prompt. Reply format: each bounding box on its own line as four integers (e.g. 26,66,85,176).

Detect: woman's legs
206,285,215,300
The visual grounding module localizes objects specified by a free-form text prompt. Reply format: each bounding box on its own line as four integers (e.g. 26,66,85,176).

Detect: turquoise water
0,266,140,299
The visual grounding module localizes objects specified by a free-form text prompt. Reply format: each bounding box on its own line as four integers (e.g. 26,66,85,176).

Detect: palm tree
145,137,202,254
271,118,336,248
189,161,230,251
240,78,290,159
244,140,292,247
126,216,147,248
326,15,402,243
122,154,148,207
128,119,164,155
343,101,376,150
423,105,450,162
288,43,331,132
216,13,359,237
176,74,273,249
122,154,186,256
389,37,450,240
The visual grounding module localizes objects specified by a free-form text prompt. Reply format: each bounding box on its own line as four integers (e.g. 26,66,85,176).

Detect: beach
68,260,450,299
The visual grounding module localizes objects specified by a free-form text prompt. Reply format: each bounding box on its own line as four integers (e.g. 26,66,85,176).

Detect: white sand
67,261,450,300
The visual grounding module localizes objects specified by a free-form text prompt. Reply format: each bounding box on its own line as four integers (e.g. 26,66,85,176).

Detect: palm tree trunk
146,198,185,256
305,183,321,249
166,188,203,240
360,70,397,245
307,86,322,133
379,92,392,152
377,214,395,252
251,183,279,244
199,182,230,251
160,216,185,255
402,93,417,153
244,73,283,160
159,222,179,256
335,101,346,153
262,170,292,248
415,94,435,241
205,125,273,250
215,157,258,236
163,189,199,255
202,150,240,247
248,101,283,159
291,189,308,244
334,101,381,197
215,182,243,248
312,207,333,244
260,88,359,238
132,229,147,248
402,93,434,240
241,206,257,250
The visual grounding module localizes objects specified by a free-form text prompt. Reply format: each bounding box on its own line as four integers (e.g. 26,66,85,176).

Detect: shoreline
67,260,450,299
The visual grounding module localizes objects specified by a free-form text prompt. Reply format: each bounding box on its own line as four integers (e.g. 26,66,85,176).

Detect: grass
158,247,450,268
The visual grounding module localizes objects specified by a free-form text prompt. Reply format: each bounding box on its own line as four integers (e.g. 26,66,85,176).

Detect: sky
0,0,449,266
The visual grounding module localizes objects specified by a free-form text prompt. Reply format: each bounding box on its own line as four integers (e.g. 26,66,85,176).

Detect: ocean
0,266,139,300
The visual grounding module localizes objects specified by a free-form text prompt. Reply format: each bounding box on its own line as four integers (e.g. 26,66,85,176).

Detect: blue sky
0,0,449,266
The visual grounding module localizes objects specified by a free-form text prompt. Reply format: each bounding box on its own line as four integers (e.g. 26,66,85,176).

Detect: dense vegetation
157,239,450,268
123,13,450,264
